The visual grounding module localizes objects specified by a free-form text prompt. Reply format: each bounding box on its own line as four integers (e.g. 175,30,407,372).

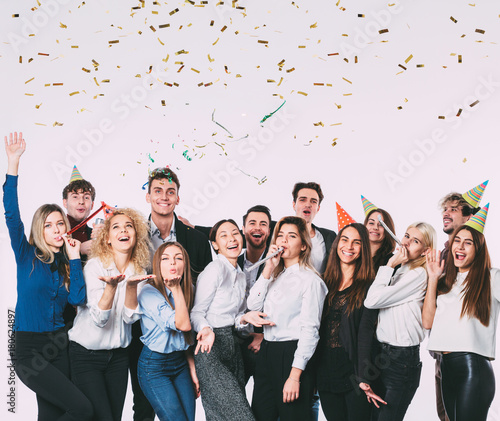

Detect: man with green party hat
61,165,99,257
432,180,488,421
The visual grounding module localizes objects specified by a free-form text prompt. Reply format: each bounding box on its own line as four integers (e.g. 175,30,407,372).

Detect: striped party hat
361,195,378,216
464,203,489,234
336,202,356,231
69,165,83,183
462,180,488,208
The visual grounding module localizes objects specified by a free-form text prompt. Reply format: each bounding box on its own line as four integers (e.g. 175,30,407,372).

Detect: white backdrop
1,0,500,419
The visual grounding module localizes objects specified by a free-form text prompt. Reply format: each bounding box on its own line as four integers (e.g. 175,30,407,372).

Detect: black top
317,288,378,389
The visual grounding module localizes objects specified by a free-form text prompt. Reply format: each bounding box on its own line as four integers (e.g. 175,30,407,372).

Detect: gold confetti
108,40,119,44
152,11,158,15
397,106,403,110
379,29,389,34
161,100,166,106
25,77,34,84
458,55,462,63
313,122,324,127
405,54,413,63
157,38,164,45
342,77,352,84
470,100,479,107
328,53,339,56
59,22,67,28
177,65,184,73
38,53,49,56
35,103,42,109
313,83,324,86
71,45,78,48
456,108,463,116
463,158,467,163
159,24,170,28
208,54,214,63
191,68,200,73
53,83,63,86
35,123,47,126
298,45,306,48
398,64,407,70
150,26,156,32
12,14,19,18
210,20,214,26
69,91,79,96
101,79,110,83
19,56,22,63
221,25,227,32
331,123,342,126
416,64,424,68
286,67,295,73
205,82,213,87
25,93,34,96
258,40,269,44
476,29,485,34
277,77,283,86
450,16,457,23
438,116,445,119
92,59,99,67
176,49,188,55
355,56,358,63
212,38,219,45
358,14,365,17
310,22,317,28
343,93,352,96
82,67,90,73
169,8,179,15
53,121,63,127
93,77,99,86
278,59,285,67
267,79,275,83
297,91,308,96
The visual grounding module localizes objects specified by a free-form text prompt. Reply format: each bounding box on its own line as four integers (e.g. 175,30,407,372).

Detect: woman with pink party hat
424,205,499,421
315,203,386,421
364,221,436,421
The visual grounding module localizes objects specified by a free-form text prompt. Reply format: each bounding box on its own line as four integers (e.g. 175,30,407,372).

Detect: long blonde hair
29,204,71,287
406,222,436,270
90,208,151,273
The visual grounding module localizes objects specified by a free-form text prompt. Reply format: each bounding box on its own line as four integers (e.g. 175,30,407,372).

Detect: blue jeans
372,342,422,421
138,347,195,421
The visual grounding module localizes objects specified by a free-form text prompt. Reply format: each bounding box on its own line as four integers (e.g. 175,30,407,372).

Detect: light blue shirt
138,284,190,354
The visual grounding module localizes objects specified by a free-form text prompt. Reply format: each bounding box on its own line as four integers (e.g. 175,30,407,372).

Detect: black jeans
15,329,93,421
371,342,422,421
69,341,129,421
441,352,495,421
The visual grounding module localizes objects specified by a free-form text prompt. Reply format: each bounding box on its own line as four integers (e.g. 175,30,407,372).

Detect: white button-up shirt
69,257,142,350
247,263,328,370
190,254,247,332
365,264,427,347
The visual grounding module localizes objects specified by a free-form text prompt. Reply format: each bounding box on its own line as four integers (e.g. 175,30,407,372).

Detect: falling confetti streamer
260,100,286,124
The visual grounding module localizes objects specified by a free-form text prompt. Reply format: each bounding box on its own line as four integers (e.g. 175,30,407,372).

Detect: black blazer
150,213,213,282
312,224,337,272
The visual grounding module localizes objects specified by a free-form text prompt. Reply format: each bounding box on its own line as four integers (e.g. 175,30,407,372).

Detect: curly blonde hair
90,208,151,273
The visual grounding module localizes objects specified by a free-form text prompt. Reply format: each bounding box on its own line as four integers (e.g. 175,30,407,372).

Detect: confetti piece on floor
260,100,286,123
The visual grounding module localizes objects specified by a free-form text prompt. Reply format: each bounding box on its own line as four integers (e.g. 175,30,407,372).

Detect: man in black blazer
131,167,212,421
292,181,336,274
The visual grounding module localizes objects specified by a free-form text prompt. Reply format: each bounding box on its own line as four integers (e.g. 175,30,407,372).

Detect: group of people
4,130,497,421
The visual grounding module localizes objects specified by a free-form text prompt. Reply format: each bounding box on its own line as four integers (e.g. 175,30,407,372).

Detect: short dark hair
242,205,272,226
292,182,324,204
148,167,180,193
62,179,96,201
439,193,476,217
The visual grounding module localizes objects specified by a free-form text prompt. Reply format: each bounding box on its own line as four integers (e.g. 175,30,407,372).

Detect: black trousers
15,329,93,421
252,340,315,421
129,320,155,421
441,352,495,421
69,341,129,421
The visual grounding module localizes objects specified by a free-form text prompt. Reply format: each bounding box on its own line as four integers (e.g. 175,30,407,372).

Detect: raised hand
164,275,182,289
63,236,81,260
387,246,408,268
426,249,445,283
127,274,155,287
98,274,126,287
5,132,26,176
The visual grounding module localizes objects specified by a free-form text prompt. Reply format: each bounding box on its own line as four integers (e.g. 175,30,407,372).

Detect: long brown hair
438,225,491,326
323,223,374,314
271,216,314,279
364,208,396,272
151,242,194,312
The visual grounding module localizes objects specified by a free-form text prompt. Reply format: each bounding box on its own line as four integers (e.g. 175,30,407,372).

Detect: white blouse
68,257,142,350
190,254,247,333
428,268,500,359
247,263,328,371
364,264,427,347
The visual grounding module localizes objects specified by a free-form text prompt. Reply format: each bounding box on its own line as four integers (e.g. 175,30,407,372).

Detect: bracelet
288,377,300,384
